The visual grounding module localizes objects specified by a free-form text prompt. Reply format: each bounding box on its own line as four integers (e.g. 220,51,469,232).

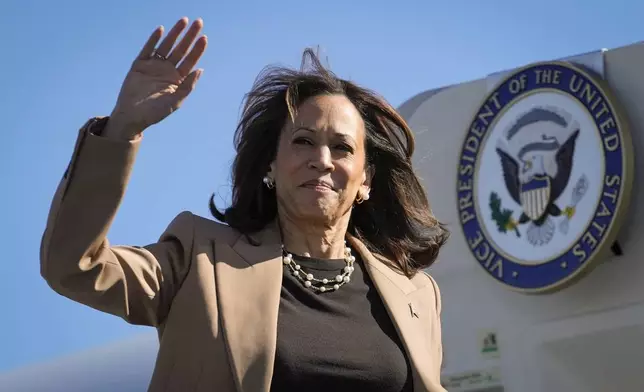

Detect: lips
300,180,334,191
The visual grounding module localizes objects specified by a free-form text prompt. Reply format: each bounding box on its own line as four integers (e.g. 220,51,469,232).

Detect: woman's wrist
102,114,143,141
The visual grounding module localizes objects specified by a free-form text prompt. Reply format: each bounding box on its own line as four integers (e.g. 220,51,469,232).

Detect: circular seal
456,61,633,293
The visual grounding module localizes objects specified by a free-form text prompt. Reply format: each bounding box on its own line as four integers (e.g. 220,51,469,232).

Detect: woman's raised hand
105,18,207,139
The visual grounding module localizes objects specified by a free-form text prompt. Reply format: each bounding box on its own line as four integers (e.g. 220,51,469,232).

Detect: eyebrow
292,127,350,137
291,126,356,143
292,126,318,134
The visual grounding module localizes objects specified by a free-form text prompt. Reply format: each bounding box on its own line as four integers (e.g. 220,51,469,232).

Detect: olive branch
489,192,521,237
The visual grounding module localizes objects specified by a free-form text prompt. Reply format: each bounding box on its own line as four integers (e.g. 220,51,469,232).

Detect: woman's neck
278,213,350,260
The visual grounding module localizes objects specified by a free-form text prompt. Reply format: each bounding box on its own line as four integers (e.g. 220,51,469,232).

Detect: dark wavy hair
211,48,449,277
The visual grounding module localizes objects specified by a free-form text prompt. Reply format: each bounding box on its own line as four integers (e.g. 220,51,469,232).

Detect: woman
40,17,449,392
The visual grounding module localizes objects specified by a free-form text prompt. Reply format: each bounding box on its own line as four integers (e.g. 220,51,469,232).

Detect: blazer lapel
348,235,436,392
215,223,283,392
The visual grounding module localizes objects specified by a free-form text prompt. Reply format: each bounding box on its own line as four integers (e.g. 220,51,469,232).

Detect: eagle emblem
490,107,588,246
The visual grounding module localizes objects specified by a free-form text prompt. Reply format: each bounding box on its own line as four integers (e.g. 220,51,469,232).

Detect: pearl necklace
282,241,356,293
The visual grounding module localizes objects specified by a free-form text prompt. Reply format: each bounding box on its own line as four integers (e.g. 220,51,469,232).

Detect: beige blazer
40,119,446,392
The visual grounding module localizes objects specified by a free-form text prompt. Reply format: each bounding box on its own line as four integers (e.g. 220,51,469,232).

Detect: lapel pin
408,302,419,318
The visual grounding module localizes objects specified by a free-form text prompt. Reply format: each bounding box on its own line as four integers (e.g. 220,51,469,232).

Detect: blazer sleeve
40,118,194,327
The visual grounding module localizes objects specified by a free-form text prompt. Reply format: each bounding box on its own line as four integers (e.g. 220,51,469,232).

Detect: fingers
177,35,208,77
168,18,203,65
136,26,164,60
134,18,207,76
155,17,190,58
173,69,204,107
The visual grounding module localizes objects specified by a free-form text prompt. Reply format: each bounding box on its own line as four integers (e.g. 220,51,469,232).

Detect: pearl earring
263,176,275,189
356,191,370,204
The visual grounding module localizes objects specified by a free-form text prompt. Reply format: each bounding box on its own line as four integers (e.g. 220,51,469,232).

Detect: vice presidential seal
456,61,633,293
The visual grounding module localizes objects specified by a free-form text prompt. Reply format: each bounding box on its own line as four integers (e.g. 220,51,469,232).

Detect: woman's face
269,94,371,225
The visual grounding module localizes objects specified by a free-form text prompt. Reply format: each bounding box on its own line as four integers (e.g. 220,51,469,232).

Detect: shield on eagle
520,175,551,221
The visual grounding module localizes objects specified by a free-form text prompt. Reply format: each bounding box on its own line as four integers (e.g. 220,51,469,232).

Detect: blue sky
2,0,643,372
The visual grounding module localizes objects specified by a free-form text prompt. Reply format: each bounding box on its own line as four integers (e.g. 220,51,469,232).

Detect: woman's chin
292,201,338,222
297,191,337,206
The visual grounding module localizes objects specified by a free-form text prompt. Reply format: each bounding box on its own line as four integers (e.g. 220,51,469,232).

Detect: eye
334,143,354,153
293,137,313,145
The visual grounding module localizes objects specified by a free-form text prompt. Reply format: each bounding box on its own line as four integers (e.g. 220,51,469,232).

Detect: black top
270,250,413,392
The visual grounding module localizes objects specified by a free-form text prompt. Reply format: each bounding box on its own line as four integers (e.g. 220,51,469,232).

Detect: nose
308,146,334,172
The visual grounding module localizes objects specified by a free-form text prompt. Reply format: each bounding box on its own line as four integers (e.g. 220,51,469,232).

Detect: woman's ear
360,165,375,196
267,162,276,180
